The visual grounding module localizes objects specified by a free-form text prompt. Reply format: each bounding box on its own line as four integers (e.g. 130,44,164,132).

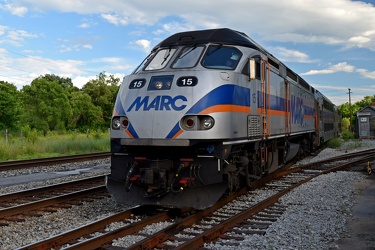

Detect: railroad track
297,148,375,169
0,175,107,225
18,149,375,249
0,152,110,171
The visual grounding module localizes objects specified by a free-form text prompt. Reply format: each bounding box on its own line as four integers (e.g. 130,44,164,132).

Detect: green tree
0,81,22,130
37,74,74,89
21,78,72,134
82,72,120,127
69,91,103,129
339,95,375,120
341,117,350,131
355,95,375,109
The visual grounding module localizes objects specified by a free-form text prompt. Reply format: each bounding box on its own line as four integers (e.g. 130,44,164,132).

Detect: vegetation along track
18,148,375,249
0,175,107,225
0,152,110,171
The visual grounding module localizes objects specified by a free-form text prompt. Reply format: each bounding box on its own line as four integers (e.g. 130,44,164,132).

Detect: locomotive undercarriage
107,135,314,209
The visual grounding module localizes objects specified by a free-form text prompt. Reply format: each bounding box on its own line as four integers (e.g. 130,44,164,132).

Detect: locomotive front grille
248,115,261,137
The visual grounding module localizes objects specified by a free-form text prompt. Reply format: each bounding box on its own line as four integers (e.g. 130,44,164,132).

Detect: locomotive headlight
155,81,163,89
112,117,121,130
201,116,215,130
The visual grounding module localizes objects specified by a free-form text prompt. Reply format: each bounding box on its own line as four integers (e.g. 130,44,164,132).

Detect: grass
0,131,110,161
326,134,364,151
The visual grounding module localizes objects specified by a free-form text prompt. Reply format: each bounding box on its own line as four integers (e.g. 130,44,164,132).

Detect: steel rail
0,152,110,171
298,148,375,169
19,209,136,250
0,186,107,219
0,175,105,203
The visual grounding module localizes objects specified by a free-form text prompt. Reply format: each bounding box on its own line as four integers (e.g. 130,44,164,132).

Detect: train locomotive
107,28,341,209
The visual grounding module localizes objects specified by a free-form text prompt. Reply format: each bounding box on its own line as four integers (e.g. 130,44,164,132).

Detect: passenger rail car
108,28,341,209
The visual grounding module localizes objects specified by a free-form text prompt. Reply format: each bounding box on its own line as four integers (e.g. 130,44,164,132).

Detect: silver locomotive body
107,28,340,209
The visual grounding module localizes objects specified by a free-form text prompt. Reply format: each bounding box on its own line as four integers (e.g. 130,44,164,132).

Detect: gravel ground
0,139,374,249
0,159,110,195
0,158,110,178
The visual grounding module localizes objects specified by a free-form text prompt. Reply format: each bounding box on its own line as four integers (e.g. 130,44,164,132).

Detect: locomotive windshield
202,45,242,70
171,46,205,68
144,48,177,71
134,44,242,73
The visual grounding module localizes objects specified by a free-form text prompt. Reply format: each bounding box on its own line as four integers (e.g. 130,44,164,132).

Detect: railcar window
201,46,242,70
268,58,279,69
172,46,205,68
323,99,334,112
144,48,177,71
298,77,310,91
286,68,297,82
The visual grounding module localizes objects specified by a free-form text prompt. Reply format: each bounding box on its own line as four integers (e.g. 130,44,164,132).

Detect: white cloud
72,72,125,89
301,62,355,75
101,13,128,26
1,3,27,16
0,25,6,35
72,75,95,89
0,27,38,46
131,39,151,53
271,47,314,63
6,0,375,50
82,44,93,49
59,41,94,53
79,23,90,29
356,68,375,79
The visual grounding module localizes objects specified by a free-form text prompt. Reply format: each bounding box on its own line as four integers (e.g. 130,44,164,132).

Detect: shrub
341,130,354,141
327,137,342,149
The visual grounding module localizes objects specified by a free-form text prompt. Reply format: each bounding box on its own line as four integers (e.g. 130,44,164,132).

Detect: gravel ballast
0,140,374,249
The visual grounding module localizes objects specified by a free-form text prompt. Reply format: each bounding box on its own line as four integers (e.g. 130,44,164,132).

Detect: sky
1,0,375,105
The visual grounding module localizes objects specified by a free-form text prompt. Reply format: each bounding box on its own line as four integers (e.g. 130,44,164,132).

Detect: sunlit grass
0,131,110,161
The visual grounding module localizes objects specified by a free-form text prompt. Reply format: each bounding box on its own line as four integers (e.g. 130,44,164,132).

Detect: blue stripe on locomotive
166,84,250,138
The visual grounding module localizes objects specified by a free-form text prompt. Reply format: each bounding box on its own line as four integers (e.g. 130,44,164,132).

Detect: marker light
122,117,129,128
186,118,195,127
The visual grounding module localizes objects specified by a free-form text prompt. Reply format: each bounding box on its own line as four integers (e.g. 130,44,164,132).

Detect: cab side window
202,46,242,70
241,57,261,79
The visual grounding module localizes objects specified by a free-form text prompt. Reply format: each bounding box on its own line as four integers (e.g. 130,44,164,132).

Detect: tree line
0,72,120,135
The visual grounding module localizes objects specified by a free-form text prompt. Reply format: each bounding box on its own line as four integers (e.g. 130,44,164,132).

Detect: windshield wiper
161,48,171,65
178,46,197,60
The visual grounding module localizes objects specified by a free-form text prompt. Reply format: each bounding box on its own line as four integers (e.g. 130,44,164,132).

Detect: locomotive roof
154,28,265,52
